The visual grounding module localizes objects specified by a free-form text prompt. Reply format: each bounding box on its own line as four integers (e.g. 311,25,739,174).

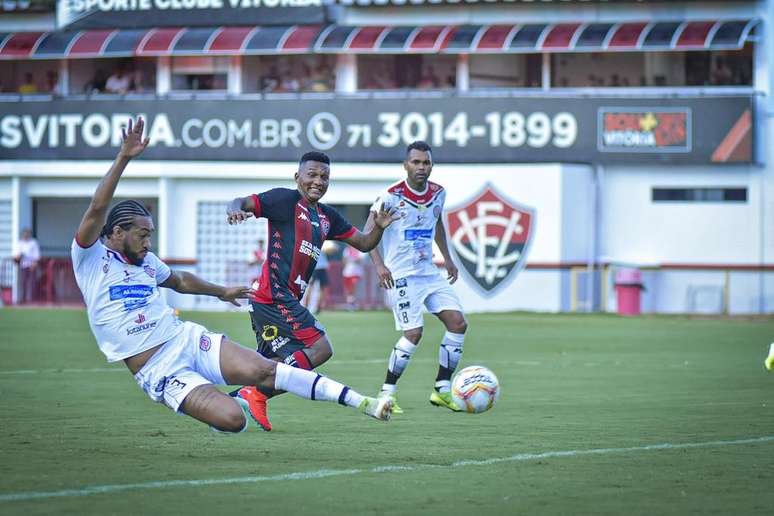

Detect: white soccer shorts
133,321,226,412
387,273,463,331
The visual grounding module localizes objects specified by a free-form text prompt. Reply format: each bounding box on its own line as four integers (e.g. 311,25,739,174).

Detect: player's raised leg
429,309,467,412
221,338,393,422
765,343,774,371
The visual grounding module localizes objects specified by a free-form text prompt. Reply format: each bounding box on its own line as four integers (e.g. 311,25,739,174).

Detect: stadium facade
0,0,771,314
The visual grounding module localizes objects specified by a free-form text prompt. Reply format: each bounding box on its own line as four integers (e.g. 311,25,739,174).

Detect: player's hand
218,286,255,306
376,264,394,289
445,261,459,284
117,117,150,160
227,209,254,225
372,203,401,230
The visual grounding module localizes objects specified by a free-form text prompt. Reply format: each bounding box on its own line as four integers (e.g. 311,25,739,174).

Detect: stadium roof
0,19,757,59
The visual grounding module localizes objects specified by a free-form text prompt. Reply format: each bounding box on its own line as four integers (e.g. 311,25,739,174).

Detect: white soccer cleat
360,396,393,421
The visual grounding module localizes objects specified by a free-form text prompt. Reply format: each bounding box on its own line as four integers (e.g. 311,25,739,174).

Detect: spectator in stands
105,68,130,94
260,66,280,92
418,66,440,89
44,70,61,96
342,246,365,307
15,228,40,304
129,69,145,93
308,63,332,92
85,69,108,94
17,72,38,95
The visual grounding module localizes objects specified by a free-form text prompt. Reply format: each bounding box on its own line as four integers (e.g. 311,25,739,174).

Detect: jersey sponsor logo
395,278,407,288
404,229,432,241
445,183,535,296
126,320,157,335
134,313,146,324
109,284,154,311
398,301,410,310
298,211,309,221
299,240,321,260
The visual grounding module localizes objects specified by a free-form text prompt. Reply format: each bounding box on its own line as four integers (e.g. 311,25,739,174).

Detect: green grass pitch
0,308,773,515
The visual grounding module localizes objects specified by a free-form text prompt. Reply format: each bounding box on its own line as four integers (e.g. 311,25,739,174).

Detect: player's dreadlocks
100,200,151,238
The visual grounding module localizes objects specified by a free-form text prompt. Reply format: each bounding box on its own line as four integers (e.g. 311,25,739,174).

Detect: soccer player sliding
71,117,396,433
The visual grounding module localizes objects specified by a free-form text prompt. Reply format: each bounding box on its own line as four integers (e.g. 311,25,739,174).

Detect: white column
59,60,69,96
335,54,357,94
157,56,171,95
542,53,551,90
10,177,21,304
456,54,469,92
228,55,242,95
157,177,169,259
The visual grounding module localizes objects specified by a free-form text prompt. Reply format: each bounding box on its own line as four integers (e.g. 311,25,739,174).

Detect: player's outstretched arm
363,211,394,289
434,217,458,284
226,196,256,225
76,117,149,245
343,203,400,253
160,270,254,306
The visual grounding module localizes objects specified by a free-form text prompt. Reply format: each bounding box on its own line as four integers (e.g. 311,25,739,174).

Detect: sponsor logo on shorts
199,334,212,351
261,325,279,341
154,377,167,393
167,376,187,391
270,336,290,353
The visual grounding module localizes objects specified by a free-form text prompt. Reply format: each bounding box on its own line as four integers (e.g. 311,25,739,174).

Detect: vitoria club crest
445,184,535,296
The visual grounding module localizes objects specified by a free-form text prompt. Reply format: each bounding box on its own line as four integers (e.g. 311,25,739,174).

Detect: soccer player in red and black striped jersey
226,151,399,430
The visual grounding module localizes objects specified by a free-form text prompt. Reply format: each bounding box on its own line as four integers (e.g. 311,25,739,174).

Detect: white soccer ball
451,365,500,414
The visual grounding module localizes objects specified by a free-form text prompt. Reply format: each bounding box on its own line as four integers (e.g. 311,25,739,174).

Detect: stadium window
243,55,335,94
357,55,456,90
171,56,229,91
0,59,60,95
470,54,541,89
553,52,644,87
652,188,748,203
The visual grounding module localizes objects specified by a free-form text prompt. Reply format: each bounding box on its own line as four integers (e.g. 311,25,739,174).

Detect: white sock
381,383,397,394
274,362,364,408
435,379,452,393
388,337,418,377
439,331,464,372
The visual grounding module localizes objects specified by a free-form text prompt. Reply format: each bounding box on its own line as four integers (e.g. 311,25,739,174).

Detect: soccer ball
451,365,500,414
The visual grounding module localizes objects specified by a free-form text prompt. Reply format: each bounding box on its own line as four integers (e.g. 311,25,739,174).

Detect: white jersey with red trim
71,238,184,363
370,180,446,278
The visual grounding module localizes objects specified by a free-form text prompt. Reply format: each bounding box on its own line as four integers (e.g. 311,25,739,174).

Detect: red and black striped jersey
249,188,356,304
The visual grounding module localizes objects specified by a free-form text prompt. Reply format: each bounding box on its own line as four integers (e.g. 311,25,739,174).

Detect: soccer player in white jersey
365,141,468,413
71,117,392,433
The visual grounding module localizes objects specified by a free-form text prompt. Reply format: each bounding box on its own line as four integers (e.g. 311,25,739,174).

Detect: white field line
1,436,772,503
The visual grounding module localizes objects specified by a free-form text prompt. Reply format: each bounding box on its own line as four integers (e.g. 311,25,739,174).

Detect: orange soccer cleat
237,386,272,432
